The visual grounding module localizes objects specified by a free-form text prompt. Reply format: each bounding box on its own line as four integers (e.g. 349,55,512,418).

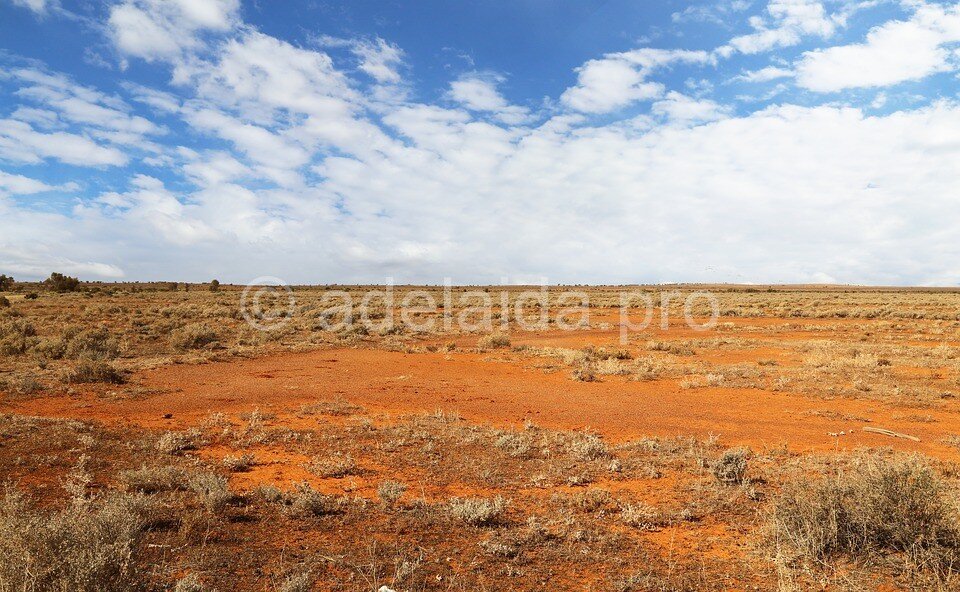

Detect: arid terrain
3,283,960,590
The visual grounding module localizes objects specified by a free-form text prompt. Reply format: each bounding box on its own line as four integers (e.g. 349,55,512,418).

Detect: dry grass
0,488,151,592
771,454,960,578
447,496,509,526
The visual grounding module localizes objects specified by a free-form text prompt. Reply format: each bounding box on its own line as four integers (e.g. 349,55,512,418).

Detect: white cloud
183,107,310,173
652,91,731,124
0,170,70,195
561,49,713,113
5,0,960,286
9,0,54,15
0,119,128,166
723,0,840,55
108,0,240,62
96,175,219,244
796,2,960,92
353,38,404,84
731,66,795,82
11,68,161,137
0,250,125,279
448,73,532,124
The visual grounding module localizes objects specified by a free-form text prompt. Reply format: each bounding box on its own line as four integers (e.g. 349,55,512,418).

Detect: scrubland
3,282,960,590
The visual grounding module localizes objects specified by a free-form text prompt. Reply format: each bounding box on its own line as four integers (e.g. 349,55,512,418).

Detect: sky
0,0,958,285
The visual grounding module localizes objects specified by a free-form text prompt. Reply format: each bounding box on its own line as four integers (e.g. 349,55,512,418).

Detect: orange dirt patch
9,344,960,460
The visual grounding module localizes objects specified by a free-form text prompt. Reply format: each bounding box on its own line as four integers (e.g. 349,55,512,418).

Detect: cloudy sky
0,0,958,285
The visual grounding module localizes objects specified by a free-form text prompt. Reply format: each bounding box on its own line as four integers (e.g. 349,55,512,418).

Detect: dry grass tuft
156,428,203,455
307,453,358,478
170,324,219,351
447,496,508,526
119,465,188,493
713,447,749,485
288,483,342,517
477,333,511,350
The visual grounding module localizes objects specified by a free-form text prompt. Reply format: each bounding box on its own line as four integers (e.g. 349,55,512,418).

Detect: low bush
187,472,234,514
288,483,341,517
713,448,749,485
65,360,125,384
0,488,150,591
119,465,188,493
170,324,218,351
771,455,960,574
156,429,202,455
478,333,511,350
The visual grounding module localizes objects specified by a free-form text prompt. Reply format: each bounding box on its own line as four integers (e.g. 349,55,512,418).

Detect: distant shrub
0,274,13,291
170,324,218,351
307,453,357,478
278,572,315,592
0,319,36,356
288,483,341,517
188,472,234,514
620,503,665,530
566,432,608,461
44,272,80,293
223,453,256,472
0,296,8,308
24,292,38,300
173,573,206,592
119,465,188,494
209,279,220,292
478,333,511,350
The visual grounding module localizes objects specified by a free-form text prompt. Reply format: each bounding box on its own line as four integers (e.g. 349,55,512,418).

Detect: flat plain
3,284,960,591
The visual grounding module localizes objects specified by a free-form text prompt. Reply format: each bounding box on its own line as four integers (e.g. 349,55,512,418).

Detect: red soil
10,342,960,459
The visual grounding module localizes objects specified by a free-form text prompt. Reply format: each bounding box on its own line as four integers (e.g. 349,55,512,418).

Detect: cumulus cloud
448,73,532,125
561,49,714,113
0,170,74,196
731,66,796,82
796,2,960,92
3,0,960,285
108,0,240,63
652,91,731,124
0,119,128,166
11,67,161,137
722,0,841,55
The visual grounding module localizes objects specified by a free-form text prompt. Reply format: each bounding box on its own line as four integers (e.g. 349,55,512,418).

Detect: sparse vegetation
1,286,960,589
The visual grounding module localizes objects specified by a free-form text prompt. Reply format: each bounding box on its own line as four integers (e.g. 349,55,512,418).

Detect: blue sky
0,0,959,284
